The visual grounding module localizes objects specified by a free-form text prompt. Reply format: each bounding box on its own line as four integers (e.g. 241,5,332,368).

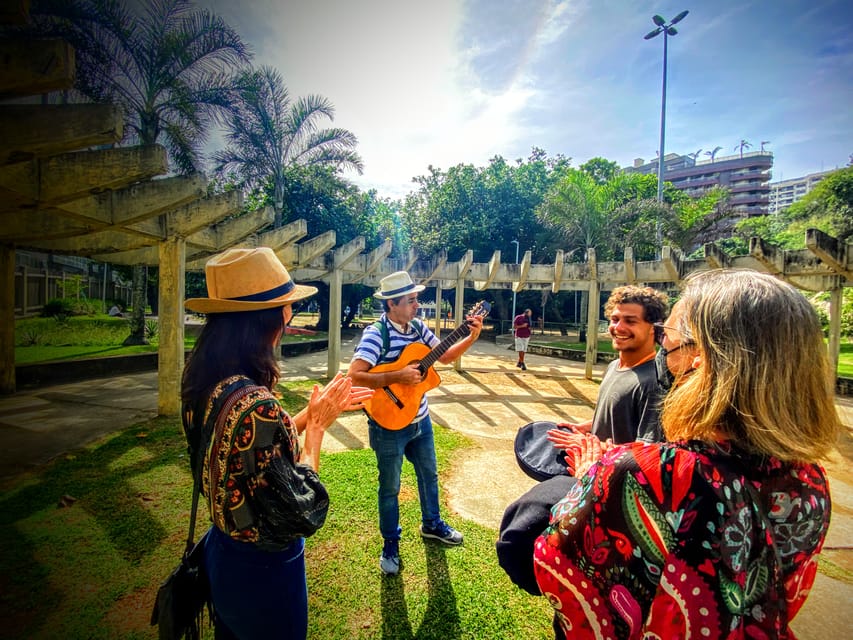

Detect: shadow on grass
380,542,461,640
0,417,188,637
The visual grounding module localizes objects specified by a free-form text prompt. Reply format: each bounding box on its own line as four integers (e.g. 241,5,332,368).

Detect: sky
201,0,853,200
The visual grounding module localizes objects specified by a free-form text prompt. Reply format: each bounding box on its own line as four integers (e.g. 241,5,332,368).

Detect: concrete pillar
827,287,841,382
584,279,600,380
584,249,599,380
157,237,185,416
326,268,343,379
453,279,465,372
433,281,443,337
0,244,15,394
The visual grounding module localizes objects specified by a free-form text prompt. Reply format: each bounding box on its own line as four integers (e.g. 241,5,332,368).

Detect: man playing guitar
347,271,483,576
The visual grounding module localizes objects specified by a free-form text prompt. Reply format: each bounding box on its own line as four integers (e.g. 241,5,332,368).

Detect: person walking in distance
513,308,533,370
347,271,483,576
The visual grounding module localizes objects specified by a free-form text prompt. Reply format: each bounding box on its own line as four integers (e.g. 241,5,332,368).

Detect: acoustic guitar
364,301,491,430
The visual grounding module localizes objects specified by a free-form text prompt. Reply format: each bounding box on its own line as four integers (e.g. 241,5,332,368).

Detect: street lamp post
510,239,519,329
645,10,688,247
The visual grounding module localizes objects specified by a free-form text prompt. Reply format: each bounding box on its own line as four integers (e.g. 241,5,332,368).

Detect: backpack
371,317,425,363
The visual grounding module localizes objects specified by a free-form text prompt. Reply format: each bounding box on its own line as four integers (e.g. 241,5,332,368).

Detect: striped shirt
352,314,439,423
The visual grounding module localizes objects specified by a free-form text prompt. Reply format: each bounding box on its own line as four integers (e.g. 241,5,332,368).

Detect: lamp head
652,14,666,26
644,27,663,39
671,10,689,24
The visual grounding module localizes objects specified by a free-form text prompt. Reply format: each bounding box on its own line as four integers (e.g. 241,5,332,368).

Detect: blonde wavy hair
661,269,840,461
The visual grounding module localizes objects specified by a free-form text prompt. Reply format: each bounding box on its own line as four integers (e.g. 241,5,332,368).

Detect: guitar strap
372,317,425,364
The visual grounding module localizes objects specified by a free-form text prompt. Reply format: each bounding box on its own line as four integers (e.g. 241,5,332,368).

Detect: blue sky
202,0,853,199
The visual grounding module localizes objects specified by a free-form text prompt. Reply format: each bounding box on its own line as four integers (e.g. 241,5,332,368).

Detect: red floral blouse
534,440,831,639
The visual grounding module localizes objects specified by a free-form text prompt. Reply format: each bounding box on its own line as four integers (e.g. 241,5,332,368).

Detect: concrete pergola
2,3,850,416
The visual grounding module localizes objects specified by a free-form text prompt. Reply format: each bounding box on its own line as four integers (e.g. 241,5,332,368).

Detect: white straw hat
373,271,426,300
185,247,317,313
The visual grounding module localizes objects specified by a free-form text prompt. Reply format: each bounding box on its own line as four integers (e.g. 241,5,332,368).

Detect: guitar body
363,342,442,430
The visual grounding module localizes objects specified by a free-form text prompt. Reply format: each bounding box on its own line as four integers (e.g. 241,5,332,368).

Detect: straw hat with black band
373,271,426,300
185,247,317,314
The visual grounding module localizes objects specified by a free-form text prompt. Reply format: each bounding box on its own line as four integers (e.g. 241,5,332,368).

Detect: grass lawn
0,379,553,640
14,315,326,365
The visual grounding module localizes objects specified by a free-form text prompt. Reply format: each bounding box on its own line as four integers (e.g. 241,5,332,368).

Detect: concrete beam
166,191,242,237
56,173,206,226
703,242,731,269
624,246,636,284
0,38,74,98
552,249,564,294
806,228,852,281
0,145,168,212
257,217,307,251
186,205,273,250
512,250,532,293
0,104,123,164
473,250,501,291
280,230,336,270
343,238,392,284
423,250,448,286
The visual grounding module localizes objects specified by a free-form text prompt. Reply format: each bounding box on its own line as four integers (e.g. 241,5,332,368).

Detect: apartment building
624,151,774,216
768,170,832,214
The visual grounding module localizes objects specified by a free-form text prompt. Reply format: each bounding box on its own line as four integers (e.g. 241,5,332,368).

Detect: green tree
579,157,620,184
785,166,853,241
400,149,568,318
30,0,250,344
213,65,364,229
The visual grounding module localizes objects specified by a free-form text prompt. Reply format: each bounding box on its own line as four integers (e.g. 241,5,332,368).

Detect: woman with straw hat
182,247,371,640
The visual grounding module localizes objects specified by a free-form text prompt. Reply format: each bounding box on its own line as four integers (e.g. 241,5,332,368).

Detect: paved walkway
1,338,852,637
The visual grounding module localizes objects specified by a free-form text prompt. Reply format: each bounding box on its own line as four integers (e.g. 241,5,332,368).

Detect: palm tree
213,65,364,228
705,146,723,161
688,148,703,161
760,140,771,152
30,0,250,343
734,139,752,158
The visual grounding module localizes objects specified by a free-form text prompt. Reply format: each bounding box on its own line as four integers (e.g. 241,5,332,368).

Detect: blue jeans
368,415,442,541
203,525,307,640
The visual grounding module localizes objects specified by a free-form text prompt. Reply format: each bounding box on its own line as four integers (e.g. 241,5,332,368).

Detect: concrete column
584,280,600,380
433,281,443,337
828,287,841,381
0,244,15,394
453,279,465,372
326,268,343,379
157,237,185,416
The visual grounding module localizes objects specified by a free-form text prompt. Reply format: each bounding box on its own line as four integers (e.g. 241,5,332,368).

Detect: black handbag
150,457,211,639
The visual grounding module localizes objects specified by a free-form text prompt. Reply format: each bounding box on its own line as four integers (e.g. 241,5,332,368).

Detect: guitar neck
418,322,472,372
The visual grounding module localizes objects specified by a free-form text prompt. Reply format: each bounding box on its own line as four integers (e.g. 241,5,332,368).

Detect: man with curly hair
555,285,669,445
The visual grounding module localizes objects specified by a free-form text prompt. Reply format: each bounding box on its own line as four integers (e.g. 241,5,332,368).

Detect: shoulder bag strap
182,379,260,556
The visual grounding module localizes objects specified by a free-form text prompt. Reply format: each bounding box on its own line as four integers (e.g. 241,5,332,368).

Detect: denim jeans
368,415,441,541
204,525,307,640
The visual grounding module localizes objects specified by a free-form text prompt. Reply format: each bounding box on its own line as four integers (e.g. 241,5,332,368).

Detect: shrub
145,319,159,339
42,298,74,318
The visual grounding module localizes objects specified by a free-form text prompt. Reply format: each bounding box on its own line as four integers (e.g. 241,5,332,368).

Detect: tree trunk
123,264,149,346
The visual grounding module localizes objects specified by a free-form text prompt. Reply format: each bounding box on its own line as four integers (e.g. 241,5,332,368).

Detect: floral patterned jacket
534,440,830,639
199,376,329,552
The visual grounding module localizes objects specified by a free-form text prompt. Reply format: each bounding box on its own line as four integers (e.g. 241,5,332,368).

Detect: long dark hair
181,306,285,413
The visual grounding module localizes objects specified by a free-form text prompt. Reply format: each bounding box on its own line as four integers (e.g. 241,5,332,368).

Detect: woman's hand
564,433,607,478
305,373,353,432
